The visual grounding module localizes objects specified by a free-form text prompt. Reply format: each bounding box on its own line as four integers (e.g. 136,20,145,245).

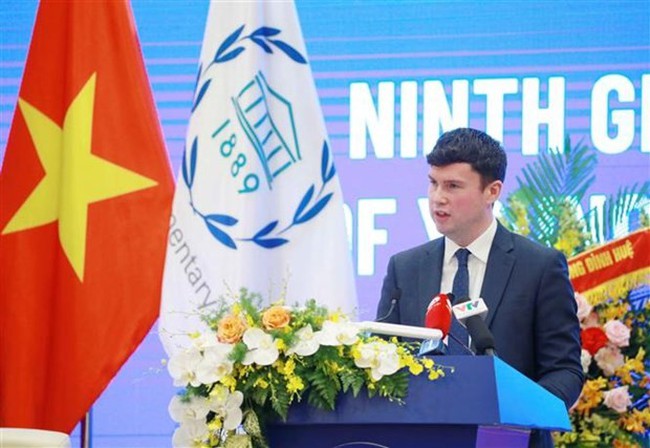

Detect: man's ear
485,180,503,204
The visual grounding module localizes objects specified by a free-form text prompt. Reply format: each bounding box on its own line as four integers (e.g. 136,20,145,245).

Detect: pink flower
581,311,600,328
594,345,625,376
575,293,592,322
604,320,630,347
603,386,632,413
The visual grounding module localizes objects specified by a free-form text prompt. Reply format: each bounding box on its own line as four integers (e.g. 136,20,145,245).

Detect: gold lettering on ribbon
612,239,634,263
569,260,587,278
585,250,614,273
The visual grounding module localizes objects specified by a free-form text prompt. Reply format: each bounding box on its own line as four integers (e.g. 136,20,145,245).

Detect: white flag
159,1,357,354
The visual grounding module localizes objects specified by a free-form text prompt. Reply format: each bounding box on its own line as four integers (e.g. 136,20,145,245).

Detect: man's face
428,163,502,247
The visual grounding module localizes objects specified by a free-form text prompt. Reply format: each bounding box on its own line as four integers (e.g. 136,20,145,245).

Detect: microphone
418,293,452,356
376,288,401,322
425,293,452,337
452,298,497,356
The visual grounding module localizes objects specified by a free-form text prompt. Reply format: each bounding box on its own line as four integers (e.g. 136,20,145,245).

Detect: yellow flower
554,230,581,257
574,378,606,415
207,419,223,431
428,369,441,381
422,358,434,369
620,408,650,434
328,361,342,374
600,302,627,321
282,358,296,376
287,376,305,393
189,331,201,339
220,375,237,391
231,303,242,315
615,348,646,384
350,345,361,360
275,339,287,351
329,311,343,322
408,363,423,375
254,378,269,389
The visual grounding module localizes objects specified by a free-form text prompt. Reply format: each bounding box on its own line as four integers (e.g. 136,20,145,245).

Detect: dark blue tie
449,248,470,354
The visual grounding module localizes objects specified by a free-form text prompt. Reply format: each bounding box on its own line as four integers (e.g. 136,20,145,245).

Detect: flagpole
80,409,92,448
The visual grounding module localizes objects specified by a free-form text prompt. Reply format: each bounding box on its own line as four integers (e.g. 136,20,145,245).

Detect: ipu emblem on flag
232,71,301,190
181,24,337,251
160,1,357,355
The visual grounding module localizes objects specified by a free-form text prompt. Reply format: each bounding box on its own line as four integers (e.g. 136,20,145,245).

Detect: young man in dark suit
377,127,584,447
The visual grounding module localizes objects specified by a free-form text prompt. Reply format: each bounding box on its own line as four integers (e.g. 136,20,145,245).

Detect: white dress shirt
440,218,498,300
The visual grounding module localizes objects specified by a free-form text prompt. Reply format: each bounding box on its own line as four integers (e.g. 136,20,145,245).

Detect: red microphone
424,293,452,338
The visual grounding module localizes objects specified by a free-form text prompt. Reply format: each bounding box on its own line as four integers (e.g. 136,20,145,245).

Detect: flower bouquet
166,289,448,448
554,289,650,447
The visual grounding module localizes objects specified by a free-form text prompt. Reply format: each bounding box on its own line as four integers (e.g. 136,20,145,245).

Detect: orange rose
262,306,291,330
217,315,247,343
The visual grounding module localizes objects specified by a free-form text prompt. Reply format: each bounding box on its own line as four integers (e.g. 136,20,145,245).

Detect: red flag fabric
0,0,174,432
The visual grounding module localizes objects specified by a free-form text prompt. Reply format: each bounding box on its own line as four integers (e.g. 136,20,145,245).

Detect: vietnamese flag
0,0,174,433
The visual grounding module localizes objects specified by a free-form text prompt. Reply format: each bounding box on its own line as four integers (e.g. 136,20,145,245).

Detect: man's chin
433,222,453,238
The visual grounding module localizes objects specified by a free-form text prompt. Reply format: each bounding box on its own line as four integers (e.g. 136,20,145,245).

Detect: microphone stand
376,288,401,322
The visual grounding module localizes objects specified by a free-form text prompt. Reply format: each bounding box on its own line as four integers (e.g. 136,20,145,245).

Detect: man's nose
430,186,447,203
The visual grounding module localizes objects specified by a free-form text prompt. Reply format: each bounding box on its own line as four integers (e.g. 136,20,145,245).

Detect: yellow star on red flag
2,73,157,281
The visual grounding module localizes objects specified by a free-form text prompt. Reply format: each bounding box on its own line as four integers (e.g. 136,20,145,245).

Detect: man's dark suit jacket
378,223,584,410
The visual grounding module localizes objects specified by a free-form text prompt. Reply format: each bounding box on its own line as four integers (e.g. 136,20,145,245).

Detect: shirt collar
444,218,498,264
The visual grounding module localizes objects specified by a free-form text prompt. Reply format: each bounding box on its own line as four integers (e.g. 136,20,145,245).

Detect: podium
266,356,571,448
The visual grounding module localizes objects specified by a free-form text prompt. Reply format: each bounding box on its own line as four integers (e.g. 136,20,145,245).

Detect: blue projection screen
1,1,648,445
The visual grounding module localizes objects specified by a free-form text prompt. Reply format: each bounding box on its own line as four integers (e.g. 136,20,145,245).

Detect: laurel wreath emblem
181,139,337,250
191,25,307,113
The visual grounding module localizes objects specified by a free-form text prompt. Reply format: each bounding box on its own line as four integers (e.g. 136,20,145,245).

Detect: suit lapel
417,238,444,322
481,223,515,326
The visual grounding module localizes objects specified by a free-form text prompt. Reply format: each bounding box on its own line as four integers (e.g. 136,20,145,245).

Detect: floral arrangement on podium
166,289,447,448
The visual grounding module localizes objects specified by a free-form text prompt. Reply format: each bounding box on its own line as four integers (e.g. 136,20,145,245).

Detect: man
377,127,583,447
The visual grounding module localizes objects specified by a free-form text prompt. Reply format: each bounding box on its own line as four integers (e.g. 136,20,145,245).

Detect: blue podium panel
266,424,530,448
267,356,570,448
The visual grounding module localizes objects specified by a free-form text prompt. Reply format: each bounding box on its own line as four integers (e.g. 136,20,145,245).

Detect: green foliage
305,367,339,411
340,369,365,397
500,136,649,257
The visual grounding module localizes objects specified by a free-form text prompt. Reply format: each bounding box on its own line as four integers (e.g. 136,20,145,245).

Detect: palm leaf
585,181,650,241
501,136,649,254
508,136,596,246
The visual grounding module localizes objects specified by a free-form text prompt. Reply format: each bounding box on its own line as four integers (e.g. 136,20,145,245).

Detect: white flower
604,320,631,347
286,325,320,357
242,328,279,366
580,349,592,373
574,293,592,322
172,419,209,448
208,385,244,431
594,345,625,376
315,320,359,346
603,385,632,413
167,347,203,387
195,343,234,385
168,395,209,423
190,331,220,351
354,341,400,381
